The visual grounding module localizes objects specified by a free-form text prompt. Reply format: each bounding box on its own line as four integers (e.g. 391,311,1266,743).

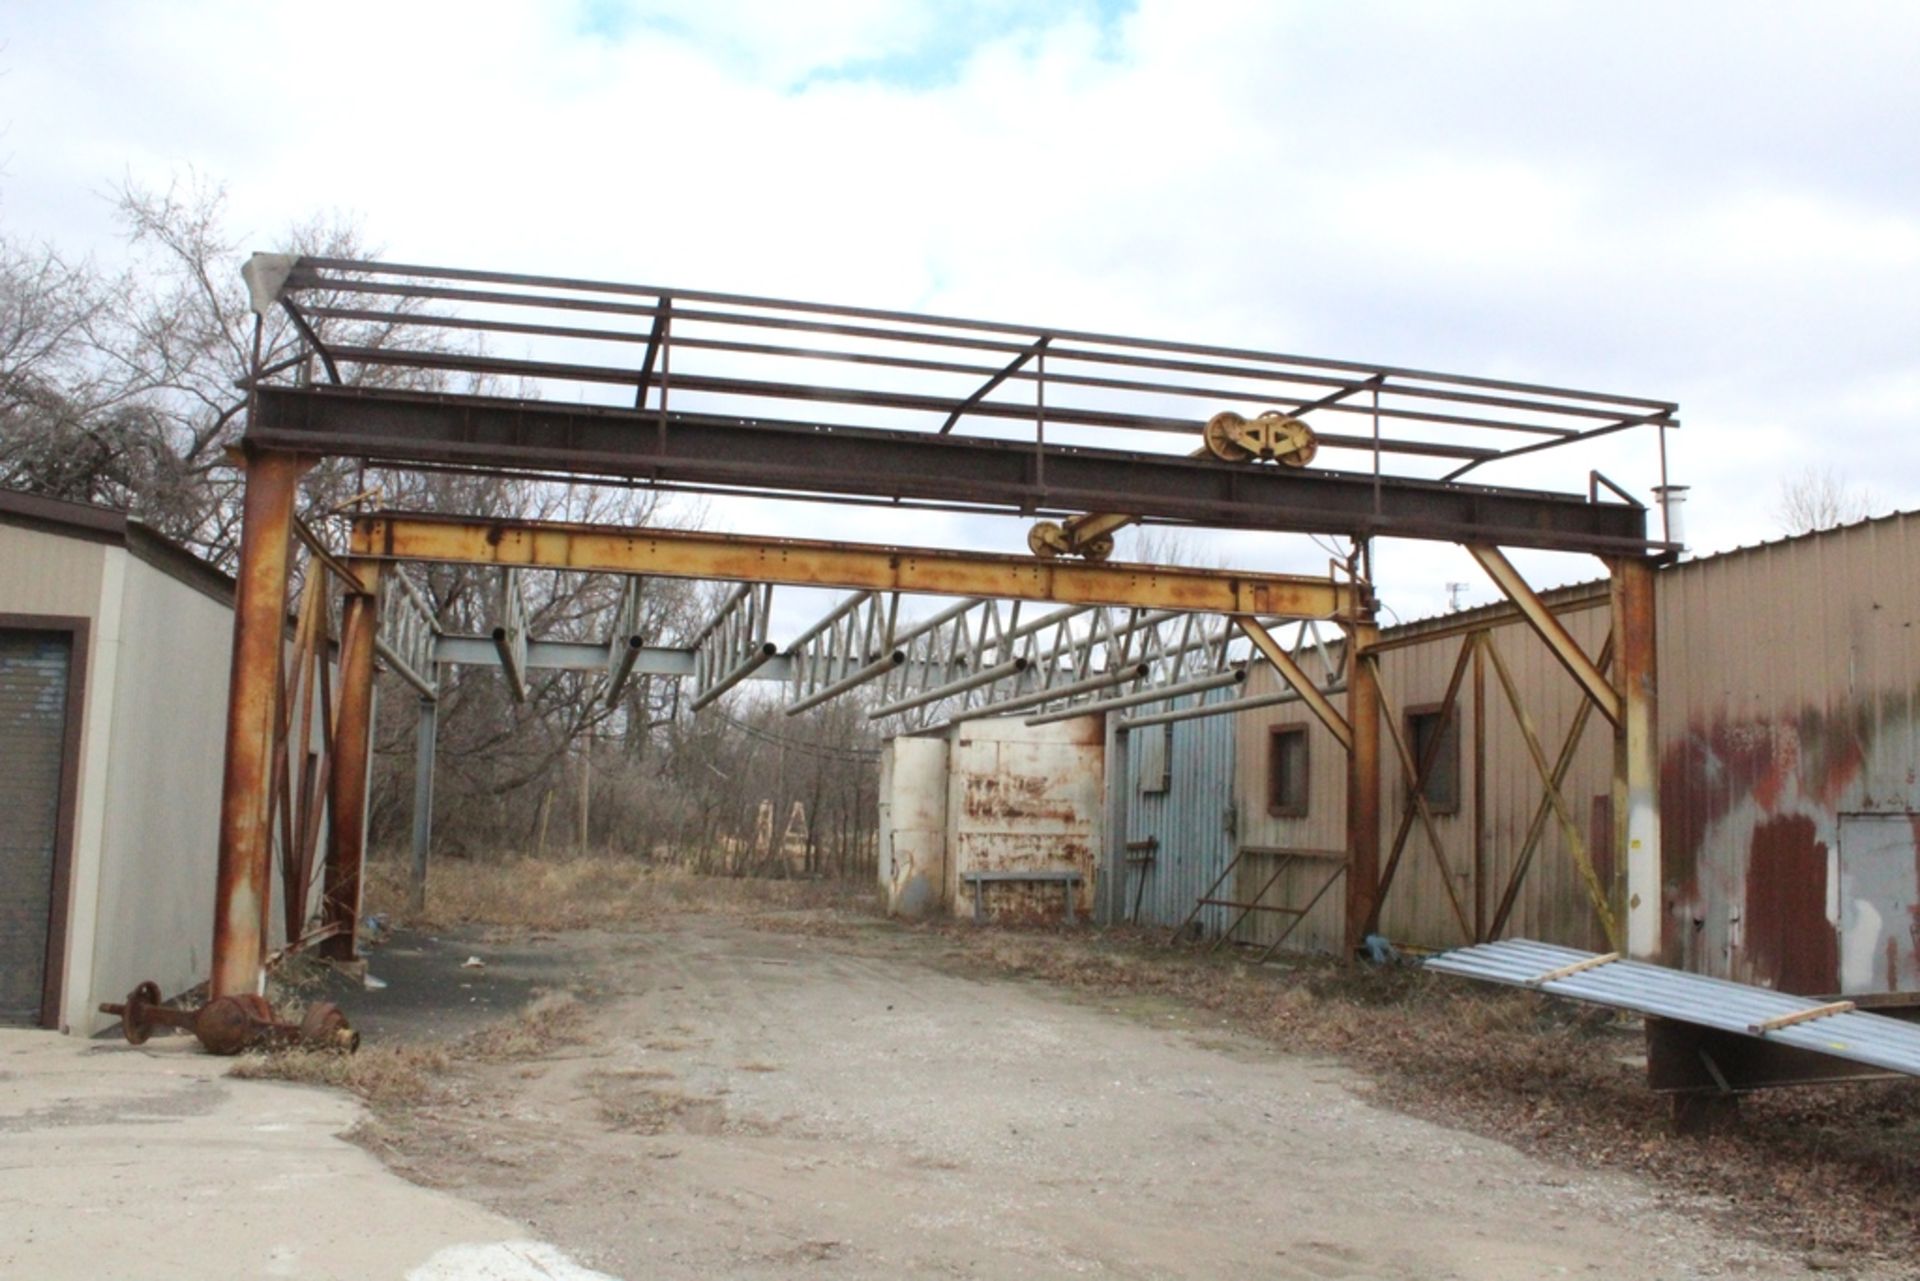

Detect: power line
714,710,881,761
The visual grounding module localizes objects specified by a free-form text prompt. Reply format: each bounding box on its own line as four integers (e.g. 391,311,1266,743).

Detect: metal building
1122,511,1920,996
0,490,240,1031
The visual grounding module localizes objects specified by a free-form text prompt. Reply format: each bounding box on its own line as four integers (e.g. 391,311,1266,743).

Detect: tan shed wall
1231,663,1349,952
75,549,236,1031
0,522,106,615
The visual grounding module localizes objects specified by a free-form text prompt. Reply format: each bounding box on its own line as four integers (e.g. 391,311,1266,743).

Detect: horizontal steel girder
254,386,1656,555
432,634,796,682
349,513,1356,618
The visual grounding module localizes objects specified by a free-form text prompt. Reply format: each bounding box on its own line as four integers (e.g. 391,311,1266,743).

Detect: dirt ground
306,909,1884,1281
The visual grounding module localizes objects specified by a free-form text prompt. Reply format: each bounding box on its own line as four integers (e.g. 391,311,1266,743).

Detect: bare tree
1774,466,1876,536
2,171,885,879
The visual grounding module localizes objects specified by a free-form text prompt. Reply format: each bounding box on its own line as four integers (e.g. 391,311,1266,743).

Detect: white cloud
2,0,1918,623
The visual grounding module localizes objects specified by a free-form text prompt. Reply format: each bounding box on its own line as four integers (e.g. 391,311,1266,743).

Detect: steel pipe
1119,682,1347,730
785,650,905,716
605,634,644,707
689,641,778,711
375,636,438,699
946,663,1149,724
867,656,1031,719
1023,666,1246,726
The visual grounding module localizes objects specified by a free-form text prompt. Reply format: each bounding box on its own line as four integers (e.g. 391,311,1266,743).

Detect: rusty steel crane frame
211,254,1675,997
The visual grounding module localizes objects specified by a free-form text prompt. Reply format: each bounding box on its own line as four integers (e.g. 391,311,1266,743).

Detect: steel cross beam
348,514,1355,617
263,388,1657,556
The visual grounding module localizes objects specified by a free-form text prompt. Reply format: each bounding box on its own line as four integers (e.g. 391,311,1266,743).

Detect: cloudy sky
3,1,1915,625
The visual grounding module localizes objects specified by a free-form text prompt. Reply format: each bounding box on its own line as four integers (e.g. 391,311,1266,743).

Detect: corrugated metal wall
1371,600,1617,955
1231,664,1350,952
1661,512,1920,993
1123,687,1236,934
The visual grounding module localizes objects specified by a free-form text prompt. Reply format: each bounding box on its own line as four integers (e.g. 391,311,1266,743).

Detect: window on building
1138,722,1170,794
1267,725,1308,817
1406,706,1461,815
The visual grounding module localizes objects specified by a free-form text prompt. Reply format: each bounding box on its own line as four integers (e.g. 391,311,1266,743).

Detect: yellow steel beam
352,514,1355,618
1466,543,1622,727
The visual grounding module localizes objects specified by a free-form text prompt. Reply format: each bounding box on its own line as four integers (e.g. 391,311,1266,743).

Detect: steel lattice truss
375,556,1347,727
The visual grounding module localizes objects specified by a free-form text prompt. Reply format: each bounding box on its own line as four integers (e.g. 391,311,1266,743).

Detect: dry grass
364,855,874,933
229,990,589,1105
460,991,591,1062
229,1042,453,1107
924,922,1920,1267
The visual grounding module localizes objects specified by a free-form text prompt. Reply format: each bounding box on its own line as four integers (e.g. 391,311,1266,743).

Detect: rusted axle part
100,982,360,1056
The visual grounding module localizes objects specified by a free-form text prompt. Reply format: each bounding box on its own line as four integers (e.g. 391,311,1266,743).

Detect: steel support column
410,683,438,914
212,448,310,997
1611,556,1661,960
1344,617,1381,954
321,559,382,961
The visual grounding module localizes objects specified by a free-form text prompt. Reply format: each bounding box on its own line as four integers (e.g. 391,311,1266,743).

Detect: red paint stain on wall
1743,814,1836,994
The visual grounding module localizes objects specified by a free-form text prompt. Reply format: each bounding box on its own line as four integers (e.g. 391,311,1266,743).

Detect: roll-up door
0,629,74,1026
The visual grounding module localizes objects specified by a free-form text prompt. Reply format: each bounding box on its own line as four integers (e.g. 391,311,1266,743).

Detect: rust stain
963,774,1079,826
1660,702,1889,904
1743,814,1836,994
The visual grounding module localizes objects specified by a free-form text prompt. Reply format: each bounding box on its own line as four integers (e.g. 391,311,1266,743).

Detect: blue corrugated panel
1122,687,1237,935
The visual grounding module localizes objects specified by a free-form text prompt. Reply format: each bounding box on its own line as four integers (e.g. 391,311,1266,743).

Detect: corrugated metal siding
1661,512,1920,993
1231,595,1617,958
0,630,70,1025
1371,602,1616,954
1123,687,1236,934
1232,663,1350,952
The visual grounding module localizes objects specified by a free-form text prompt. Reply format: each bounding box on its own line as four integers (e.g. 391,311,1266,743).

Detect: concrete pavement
0,1029,620,1280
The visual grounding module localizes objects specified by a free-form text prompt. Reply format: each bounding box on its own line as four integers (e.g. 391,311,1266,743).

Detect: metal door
1838,814,1920,995
0,629,74,1025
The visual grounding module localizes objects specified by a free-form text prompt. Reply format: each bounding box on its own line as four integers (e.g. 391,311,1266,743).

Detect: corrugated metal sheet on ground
1427,938,1920,1078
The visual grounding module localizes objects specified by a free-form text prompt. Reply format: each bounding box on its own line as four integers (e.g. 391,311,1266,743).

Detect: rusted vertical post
321,558,381,962
1611,555,1661,961
212,448,309,997
1471,631,1487,941
1344,615,1381,954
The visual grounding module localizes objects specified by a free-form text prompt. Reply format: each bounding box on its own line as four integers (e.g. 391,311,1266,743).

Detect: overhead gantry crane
210,254,1676,999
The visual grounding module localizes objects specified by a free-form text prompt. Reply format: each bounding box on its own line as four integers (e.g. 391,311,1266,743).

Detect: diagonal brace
1466,544,1621,727
1235,616,1352,751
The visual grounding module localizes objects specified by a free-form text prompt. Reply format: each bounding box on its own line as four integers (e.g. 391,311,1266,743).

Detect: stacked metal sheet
1426,938,1920,1078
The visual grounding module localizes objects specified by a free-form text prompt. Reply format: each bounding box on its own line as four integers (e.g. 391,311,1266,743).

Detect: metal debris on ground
99,981,360,1056
1426,939,1920,1079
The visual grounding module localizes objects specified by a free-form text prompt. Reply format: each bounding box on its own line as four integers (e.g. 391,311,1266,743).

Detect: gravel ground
338,914,1877,1280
